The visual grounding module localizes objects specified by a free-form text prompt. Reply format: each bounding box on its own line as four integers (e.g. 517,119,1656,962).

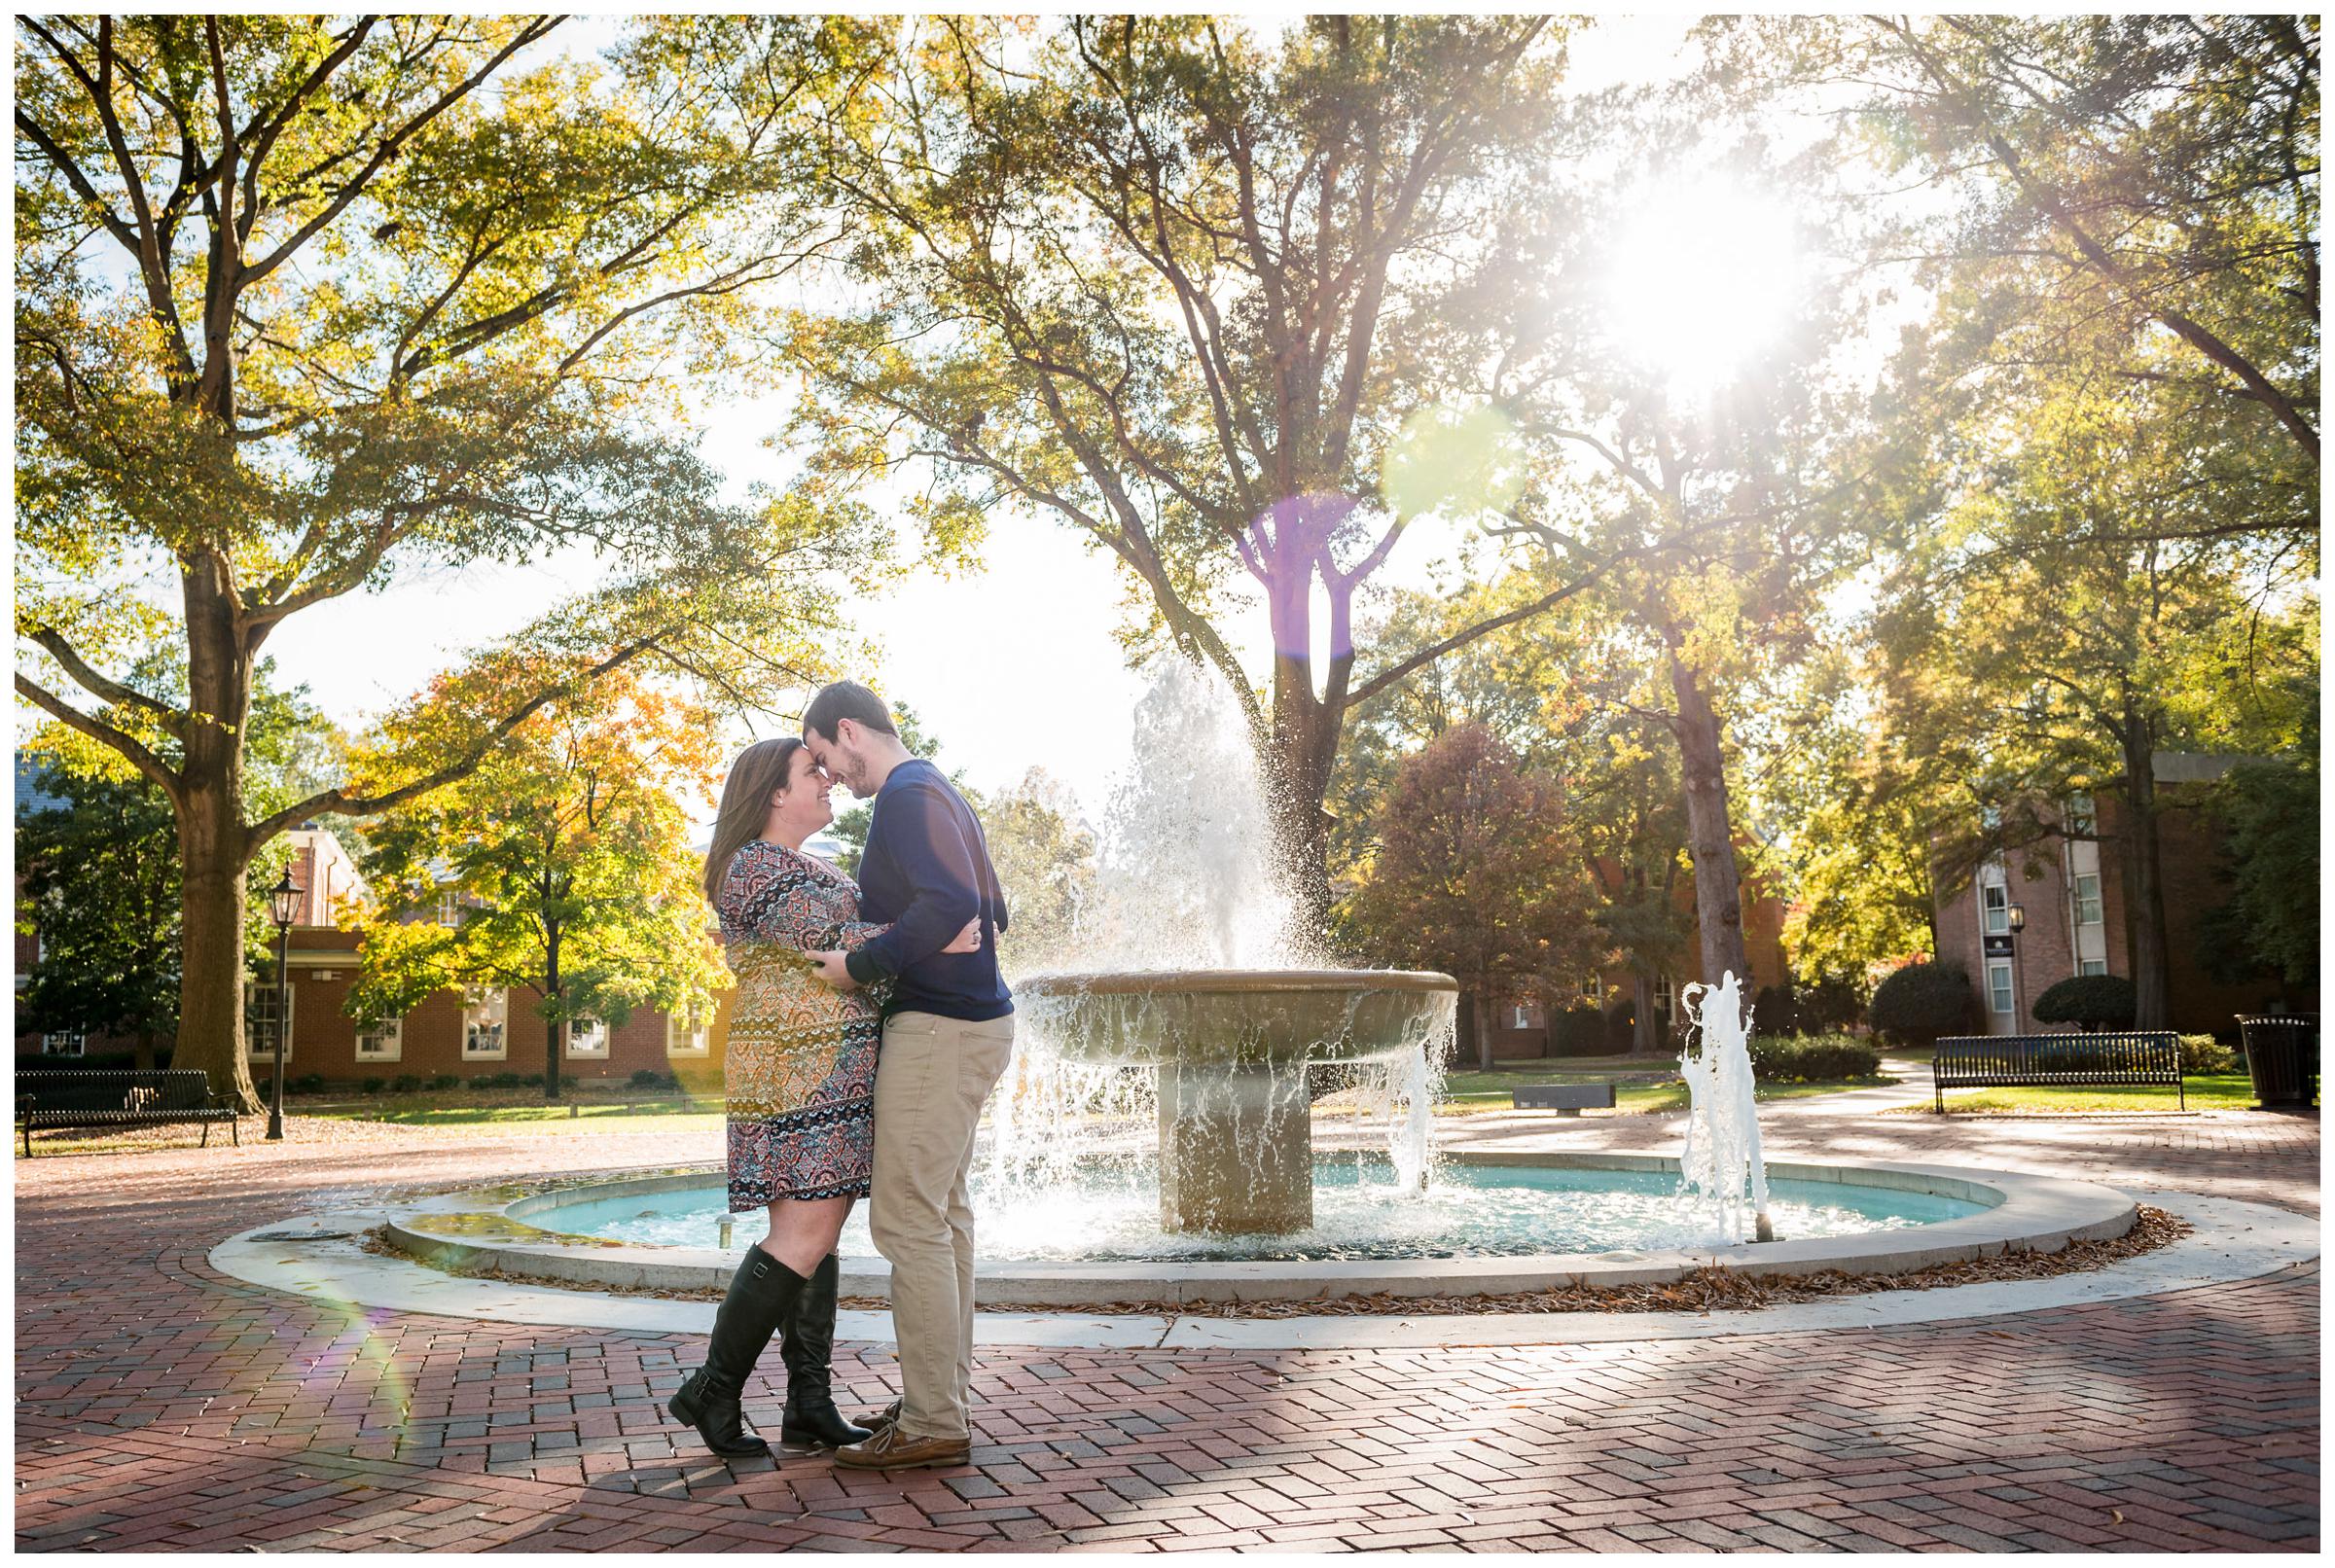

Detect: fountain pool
546,1158,1986,1263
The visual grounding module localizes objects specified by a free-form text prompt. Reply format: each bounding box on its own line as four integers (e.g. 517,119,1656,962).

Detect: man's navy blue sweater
842,758,1014,1021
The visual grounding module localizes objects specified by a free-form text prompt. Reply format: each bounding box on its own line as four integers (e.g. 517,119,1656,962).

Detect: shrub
390,1073,424,1093
468,1073,499,1089
1744,1033,1881,1083
1602,995,1638,1051
361,1076,387,1094
2031,975,2137,1032
1752,980,1798,1036
1797,977,1865,1033
290,1072,327,1094
521,1073,545,1087
1550,1007,1605,1057
429,1073,460,1090
491,1071,524,1089
2178,1033,2238,1075
1868,962,1972,1046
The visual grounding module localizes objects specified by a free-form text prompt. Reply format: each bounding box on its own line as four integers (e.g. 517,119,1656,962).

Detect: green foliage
969,768,1097,979
391,1074,424,1094
1603,995,1640,1051
290,1073,326,1094
1551,1006,1606,1057
1868,962,1973,1045
346,671,727,1098
428,1074,460,1091
2031,975,2137,1032
1340,726,1599,1068
2178,1034,2239,1076
361,1078,386,1095
2197,749,2319,988
1744,1033,1881,1084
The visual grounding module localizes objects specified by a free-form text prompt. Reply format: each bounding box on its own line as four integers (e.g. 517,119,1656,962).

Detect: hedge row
1742,1032,1882,1083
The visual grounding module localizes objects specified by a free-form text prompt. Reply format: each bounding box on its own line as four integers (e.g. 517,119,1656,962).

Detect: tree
345,672,726,1101
1710,15,2319,473
785,16,1607,929
1340,725,1597,1070
15,16,879,1106
974,768,1097,978
15,662,342,1066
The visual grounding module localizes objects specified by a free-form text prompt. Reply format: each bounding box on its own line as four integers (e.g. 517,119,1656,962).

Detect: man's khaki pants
870,1009,1016,1443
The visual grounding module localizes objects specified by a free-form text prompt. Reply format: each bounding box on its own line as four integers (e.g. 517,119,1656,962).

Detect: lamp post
2006,903,2027,1030
266,868,303,1142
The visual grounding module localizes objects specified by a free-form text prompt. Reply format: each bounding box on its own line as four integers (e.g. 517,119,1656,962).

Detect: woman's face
768,745,835,837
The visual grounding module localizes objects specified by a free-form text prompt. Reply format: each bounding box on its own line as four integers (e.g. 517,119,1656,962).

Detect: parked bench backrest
1934,1033,2179,1083
17,1070,215,1114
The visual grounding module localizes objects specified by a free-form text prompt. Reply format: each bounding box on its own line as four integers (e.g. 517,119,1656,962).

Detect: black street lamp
266,868,303,1142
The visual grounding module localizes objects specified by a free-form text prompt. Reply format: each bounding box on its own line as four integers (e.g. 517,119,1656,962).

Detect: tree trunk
2117,704,2172,1029
134,1027,157,1074
1474,981,1495,1072
1633,969,1658,1056
1669,653,1752,1002
176,839,258,1110
544,925,563,1102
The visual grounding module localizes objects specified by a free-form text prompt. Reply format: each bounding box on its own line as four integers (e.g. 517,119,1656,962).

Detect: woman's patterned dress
713,840,889,1209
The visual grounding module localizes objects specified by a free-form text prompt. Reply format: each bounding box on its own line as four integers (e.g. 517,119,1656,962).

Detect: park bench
1512,1082,1617,1116
16,1070,240,1157
1930,1033,2182,1114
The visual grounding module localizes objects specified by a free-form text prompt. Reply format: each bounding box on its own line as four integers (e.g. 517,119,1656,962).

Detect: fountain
997,660,1456,1237
1675,972,1774,1244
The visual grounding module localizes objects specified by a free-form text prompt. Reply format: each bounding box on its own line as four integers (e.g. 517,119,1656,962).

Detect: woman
667,736,980,1458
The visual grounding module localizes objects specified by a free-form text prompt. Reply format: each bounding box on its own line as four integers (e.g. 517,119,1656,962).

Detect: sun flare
1601,177,1802,396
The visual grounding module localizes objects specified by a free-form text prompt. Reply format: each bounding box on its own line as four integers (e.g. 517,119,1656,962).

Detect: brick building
18,807,727,1089
1930,754,2315,1037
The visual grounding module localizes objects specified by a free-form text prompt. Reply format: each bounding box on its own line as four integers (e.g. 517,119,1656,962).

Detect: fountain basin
377,1154,2137,1307
1017,968,1456,1235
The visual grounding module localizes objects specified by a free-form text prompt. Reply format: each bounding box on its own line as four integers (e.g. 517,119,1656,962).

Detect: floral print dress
713,840,889,1208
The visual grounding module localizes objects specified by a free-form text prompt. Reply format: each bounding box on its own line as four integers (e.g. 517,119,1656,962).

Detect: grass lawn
1891,1072,2279,1116
301,1093,727,1132
1433,1071,1900,1117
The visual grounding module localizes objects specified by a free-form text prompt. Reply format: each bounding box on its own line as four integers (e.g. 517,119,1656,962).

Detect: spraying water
986,659,1451,1232
1674,971,1774,1244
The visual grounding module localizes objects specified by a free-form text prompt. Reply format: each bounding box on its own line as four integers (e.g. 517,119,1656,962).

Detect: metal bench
1930,1033,2182,1113
16,1070,240,1156
1511,1082,1616,1116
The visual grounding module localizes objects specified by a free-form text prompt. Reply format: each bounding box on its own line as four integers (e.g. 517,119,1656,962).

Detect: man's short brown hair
803,680,898,744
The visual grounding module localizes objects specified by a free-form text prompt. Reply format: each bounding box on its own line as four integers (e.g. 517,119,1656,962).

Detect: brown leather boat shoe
831,1422,971,1471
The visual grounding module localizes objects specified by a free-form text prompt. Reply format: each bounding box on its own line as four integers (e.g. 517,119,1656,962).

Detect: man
802,681,1013,1470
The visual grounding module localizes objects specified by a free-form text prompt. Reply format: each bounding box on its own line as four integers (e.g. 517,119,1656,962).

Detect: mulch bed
370,1204,2189,1318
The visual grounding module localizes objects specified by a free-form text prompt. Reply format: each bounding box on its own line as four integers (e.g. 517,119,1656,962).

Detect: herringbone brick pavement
16,1108,2319,1551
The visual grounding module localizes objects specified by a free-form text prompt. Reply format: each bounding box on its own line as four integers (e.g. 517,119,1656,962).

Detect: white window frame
245,980,295,1060
2066,793,2096,837
563,1016,609,1059
1980,879,2010,936
1653,975,1674,1026
41,1031,85,1057
665,1008,711,1058
461,989,508,1059
2071,872,2103,929
1986,961,2015,1016
2079,958,2108,978
356,1014,404,1063
437,889,461,927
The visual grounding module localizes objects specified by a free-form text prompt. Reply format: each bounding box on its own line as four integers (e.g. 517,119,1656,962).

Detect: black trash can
2237,1016,2319,1109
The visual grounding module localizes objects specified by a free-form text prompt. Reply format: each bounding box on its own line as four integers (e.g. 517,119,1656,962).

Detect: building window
356,1015,404,1063
1986,961,2015,1016
2071,873,2102,928
1653,975,1674,1029
462,990,507,1059
666,1007,711,1058
41,1031,85,1056
438,889,461,927
2079,958,2108,978
564,1017,609,1058
2066,793,2096,837
245,981,295,1059
1981,880,2010,936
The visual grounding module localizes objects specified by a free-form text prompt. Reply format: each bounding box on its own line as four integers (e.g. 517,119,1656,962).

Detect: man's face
804,721,874,799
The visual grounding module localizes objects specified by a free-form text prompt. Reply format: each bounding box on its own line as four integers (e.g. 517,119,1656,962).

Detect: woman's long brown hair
702,737,804,906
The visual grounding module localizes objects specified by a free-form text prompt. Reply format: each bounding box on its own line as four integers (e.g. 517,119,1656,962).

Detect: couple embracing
667,680,1013,1471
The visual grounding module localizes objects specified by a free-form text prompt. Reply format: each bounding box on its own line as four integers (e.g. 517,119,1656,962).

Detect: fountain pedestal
1156,1061,1313,1234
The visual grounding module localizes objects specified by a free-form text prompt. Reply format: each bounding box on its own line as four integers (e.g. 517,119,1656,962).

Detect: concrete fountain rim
358,1152,2137,1307
1017,967,1457,996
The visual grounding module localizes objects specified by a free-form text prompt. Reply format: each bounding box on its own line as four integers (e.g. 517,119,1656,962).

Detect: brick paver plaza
15,1097,2319,1552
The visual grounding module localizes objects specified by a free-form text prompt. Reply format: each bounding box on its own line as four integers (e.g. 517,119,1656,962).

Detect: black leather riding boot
779,1253,875,1448
667,1246,808,1458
